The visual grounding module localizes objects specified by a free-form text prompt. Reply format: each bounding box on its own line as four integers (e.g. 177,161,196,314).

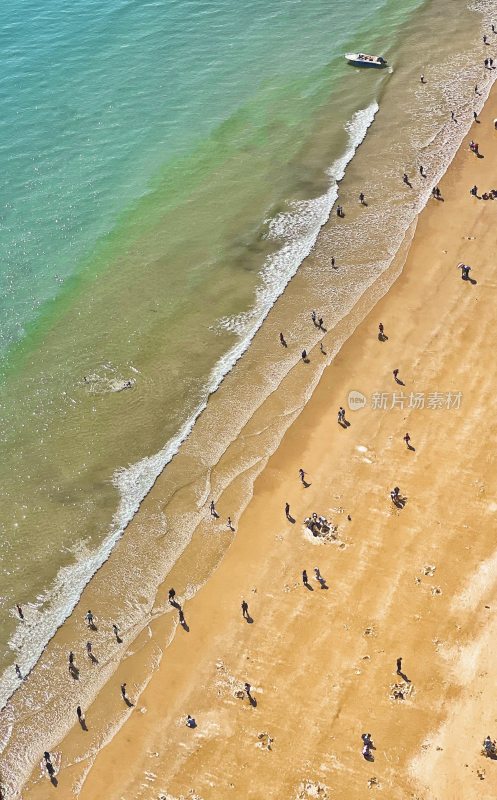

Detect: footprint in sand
355,444,377,464
295,780,329,799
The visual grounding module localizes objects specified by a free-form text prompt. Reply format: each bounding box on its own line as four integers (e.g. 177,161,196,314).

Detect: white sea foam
219,102,379,337
0,103,379,715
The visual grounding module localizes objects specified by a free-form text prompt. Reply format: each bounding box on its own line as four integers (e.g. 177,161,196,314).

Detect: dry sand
19,89,497,800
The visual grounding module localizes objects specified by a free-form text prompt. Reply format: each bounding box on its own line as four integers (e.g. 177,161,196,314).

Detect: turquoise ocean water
0,0,495,789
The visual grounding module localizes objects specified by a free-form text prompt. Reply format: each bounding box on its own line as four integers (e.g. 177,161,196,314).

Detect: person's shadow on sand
179,610,190,632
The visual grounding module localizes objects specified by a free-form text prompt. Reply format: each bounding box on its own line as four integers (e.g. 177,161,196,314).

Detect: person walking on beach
43,750,55,777
473,110,479,122
15,664,22,680
77,705,83,721
16,604,24,621
227,516,234,531
285,502,291,519
458,263,471,280
403,432,411,448
359,192,366,205
86,641,94,660
420,74,426,83
391,487,401,504
396,657,403,675
112,623,121,642
470,185,478,197
302,569,309,587
279,332,287,347
210,499,217,518
311,310,317,326
331,256,336,268
299,468,306,484
85,610,95,629
320,342,326,355
378,322,384,337
419,165,426,178
301,349,308,362
68,651,75,667
168,588,176,605
403,173,412,188
241,600,249,619
393,368,400,382
121,683,128,702
451,110,456,122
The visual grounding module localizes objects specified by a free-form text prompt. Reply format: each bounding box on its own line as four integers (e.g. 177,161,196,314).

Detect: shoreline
10,54,497,800
0,0,490,724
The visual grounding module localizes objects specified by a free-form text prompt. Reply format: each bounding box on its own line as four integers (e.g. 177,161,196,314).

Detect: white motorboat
345,52,387,68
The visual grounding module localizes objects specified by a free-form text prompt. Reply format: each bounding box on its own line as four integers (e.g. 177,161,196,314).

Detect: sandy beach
13,76,497,800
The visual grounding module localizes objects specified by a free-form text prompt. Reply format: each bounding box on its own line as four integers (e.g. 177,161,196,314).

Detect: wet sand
17,84,497,799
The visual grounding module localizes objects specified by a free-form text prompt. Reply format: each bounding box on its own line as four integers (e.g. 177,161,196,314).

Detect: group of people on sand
304,512,331,536
483,735,497,757
470,184,497,200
